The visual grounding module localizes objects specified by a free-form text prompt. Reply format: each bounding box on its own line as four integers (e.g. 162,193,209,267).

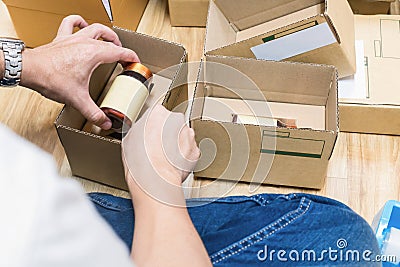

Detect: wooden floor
1,0,400,223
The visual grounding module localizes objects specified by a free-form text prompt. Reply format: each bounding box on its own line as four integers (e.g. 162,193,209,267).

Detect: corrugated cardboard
168,0,209,27
190,55,338,189
3,0,149,47
55,28,188,190
204,0,356,78
348,0,394,15
339,15,400,135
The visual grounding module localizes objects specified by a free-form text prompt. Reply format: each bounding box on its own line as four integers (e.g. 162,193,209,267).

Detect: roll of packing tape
100,63,153,133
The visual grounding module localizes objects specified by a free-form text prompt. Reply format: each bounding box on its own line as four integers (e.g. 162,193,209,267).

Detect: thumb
73,94,112,130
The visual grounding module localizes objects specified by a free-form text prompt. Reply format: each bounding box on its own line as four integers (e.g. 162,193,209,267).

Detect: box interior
202,98,326,130
191,55,338,133
348,0,393,15
56,28,187,138
205,0,338,59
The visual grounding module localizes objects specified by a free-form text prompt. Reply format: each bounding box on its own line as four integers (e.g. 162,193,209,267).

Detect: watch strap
0,39,24,87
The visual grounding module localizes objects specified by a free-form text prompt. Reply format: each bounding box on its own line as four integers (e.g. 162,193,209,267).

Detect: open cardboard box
348,0,394,15
55,28,188,190
3,0,149,47
339,15,400,135
204,0,356,78
190,55,338,189
168,0,209,27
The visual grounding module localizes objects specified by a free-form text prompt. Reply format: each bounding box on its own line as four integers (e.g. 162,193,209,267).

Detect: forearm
20,49,48,92
128,178,212,267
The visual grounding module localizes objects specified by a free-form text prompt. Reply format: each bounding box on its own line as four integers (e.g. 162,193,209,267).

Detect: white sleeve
0,125,135,267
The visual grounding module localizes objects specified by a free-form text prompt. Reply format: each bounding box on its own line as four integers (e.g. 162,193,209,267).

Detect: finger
75,23,122,46
96,42,141,64
73,94,112,130
57,15,89,37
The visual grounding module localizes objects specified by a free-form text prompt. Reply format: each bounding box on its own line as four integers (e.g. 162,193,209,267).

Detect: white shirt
0,124,135,267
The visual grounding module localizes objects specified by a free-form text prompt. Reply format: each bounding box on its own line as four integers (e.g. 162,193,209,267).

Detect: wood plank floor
0,0,399,223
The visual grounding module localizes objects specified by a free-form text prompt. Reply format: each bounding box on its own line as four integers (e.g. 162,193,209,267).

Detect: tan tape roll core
100,75,149,123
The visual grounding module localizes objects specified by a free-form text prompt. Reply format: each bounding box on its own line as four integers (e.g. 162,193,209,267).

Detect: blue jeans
89,193,381,266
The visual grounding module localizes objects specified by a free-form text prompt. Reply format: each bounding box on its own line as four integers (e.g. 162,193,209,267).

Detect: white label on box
102,0,112,20
338,41,368,99
250,22,337,61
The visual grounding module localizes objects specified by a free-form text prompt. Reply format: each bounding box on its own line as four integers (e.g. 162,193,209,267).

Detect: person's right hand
122,105,200,205
20,15,139,130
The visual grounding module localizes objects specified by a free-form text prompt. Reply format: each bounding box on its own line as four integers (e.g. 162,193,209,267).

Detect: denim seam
90,195,124,211
250,194,269,206
210,197,312,265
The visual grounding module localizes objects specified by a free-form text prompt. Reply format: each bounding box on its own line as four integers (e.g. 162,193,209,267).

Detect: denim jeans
89,193,381,266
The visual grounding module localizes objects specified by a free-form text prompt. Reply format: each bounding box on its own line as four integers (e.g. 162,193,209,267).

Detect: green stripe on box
260,149,322,159
262,35,276,43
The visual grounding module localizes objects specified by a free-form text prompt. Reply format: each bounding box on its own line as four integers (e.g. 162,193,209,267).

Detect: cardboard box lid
213,0,324,31
3,0,110,24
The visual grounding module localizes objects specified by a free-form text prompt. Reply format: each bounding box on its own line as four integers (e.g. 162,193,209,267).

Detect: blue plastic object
373,200,400,267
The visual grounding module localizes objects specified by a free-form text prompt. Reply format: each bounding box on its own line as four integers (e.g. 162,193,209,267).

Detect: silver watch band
0,39,24,87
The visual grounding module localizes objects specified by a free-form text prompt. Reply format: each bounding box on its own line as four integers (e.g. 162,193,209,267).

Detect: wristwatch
0,38,25,87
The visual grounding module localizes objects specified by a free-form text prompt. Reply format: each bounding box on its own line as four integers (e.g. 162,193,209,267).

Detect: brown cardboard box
55,28,188,190
168,0,209,27
339,15,400,135
204,0,356,78
190,55,338,189
348,0,394,15
3,0,149,47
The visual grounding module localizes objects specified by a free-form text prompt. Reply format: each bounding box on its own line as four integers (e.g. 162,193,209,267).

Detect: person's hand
122,105,200,205
20,15,139,130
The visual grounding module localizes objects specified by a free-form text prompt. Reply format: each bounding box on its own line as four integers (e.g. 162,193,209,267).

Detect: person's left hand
21,15,140,130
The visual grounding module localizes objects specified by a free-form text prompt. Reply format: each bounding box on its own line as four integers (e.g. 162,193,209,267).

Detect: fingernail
101,120,112,130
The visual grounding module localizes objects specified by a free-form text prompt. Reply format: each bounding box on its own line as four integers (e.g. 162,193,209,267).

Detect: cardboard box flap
110,0,149,30
3,0,110,23
191,119,336,161
326,71,338,132
114,28,187,74
204,55,335,106
324,0,355,49
55,62,116,130
213,0,324,31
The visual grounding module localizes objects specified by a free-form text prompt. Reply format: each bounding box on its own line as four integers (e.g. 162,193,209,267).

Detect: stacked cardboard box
168,0,209,27
339,15,400,135
3,0,149,47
